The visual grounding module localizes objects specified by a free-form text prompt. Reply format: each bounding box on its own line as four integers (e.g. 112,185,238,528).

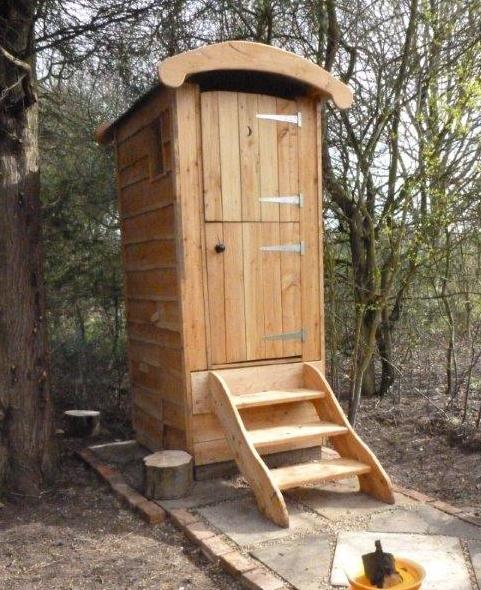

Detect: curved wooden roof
158,41,353,109
97,41,353,144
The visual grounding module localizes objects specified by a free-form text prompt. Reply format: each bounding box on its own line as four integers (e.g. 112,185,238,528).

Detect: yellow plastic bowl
347,558,426,590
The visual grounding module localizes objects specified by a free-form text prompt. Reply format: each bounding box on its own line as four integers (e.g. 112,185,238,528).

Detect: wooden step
233,389,324,409
248,421,348,452
271,458,372,490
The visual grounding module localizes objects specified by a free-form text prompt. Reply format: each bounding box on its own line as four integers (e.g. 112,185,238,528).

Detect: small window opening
150,109,172,179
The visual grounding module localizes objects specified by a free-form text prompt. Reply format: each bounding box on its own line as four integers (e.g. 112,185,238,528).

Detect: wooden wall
115,87,187,451
113,83,325,463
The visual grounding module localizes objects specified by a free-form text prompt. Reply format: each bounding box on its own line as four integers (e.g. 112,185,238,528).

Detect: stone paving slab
158,478,250,510
251,534,332,590
331,531,471,589
287,485,414,522
368,504,481,540
198,496,321,547
467,540,481,588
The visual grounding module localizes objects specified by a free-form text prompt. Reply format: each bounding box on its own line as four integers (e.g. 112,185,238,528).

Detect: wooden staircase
209,361,394,527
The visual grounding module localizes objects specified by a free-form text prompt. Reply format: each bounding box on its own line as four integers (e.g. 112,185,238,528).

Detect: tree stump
64,410,100,437
144,450,193,500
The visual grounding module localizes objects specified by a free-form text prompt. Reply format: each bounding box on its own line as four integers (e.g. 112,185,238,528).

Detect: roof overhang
97,41,353,144
159,41,353,109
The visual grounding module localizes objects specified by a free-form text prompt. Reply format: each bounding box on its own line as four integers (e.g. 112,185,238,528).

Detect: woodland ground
0,440,242,590
0,396,480,589
358,395,481,511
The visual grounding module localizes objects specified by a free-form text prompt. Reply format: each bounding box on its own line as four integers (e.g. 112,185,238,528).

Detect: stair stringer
304,362,395,504
208,371,290,527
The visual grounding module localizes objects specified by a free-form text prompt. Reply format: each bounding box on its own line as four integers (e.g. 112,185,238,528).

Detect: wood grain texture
115,89,187,454
218,92,242,220
200,92,222,220
191,361,304,414
157,41,353,109
110,74,332,465
280,223,302,357
120,175,174,219
304,361,395,504
238,92,261,220
122,206,175,244
316,103,326,370
193,431,321,466
124,239,176,271
272,458,371,490
243,222,265,360
125,269,177,300
223,223,247,362
298,97,321,361
173,83,208,372
276,98,299,222
261,222,283,357
192,401,319,444
205,223,226,364
209,371,289,527
258,94,279,222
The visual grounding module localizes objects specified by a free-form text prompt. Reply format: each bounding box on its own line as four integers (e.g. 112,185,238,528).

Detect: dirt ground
1,395,481,589
357,394,481,514
0,442,242,590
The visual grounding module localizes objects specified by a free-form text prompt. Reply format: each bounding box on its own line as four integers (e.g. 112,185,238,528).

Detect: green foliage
32,0,481,426
40,77,128,416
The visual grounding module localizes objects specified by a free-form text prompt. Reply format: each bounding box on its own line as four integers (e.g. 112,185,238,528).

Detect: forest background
2,0,481,494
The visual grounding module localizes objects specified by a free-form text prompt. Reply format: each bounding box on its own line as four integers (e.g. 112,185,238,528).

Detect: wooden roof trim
96,121,114,144
158,41,353,110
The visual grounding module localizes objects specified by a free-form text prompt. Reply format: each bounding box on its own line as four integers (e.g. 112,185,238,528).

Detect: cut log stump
144,450,193,500
64,410,100,438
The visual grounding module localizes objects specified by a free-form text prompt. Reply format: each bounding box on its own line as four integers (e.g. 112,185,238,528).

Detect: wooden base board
194,445,322,481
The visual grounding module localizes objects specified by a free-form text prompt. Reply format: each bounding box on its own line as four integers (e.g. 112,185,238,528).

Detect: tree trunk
348,304,380,425
0,1,56,494
362,356,377,397
377,308,396,398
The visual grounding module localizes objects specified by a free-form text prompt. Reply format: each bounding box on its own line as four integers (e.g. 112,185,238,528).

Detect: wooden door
201,90,321,365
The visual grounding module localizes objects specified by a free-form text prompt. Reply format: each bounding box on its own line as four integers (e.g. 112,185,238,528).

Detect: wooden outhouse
98,41,393,526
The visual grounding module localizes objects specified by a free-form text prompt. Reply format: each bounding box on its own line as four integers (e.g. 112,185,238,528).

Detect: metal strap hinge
264,329,305,342
259,241,304,255
256,112,302,127
259,194,304,207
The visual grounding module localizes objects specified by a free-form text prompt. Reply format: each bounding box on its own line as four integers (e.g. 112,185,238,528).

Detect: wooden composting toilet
97,41,394,527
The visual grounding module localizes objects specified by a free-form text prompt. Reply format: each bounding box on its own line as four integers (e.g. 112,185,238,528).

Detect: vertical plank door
201,90,318,365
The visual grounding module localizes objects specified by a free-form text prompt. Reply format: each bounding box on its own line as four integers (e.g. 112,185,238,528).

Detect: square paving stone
287,487,413,522
368,504,481,540
331,531,471,589
158,478,250,510
198,496,321,547
467,540,481,588
251,534,332,590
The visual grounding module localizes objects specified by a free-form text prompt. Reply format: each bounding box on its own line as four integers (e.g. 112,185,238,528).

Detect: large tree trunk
0,1,56,494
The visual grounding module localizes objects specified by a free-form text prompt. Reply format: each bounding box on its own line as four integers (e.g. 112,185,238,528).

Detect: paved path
89,441,481,590
160,475,481,589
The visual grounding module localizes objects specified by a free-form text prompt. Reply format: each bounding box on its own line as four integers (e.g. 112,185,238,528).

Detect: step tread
248,421,348,450
271,458,372,490
234,389,324,409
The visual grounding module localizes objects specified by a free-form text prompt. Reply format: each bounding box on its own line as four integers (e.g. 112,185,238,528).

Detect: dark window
149,110,172,179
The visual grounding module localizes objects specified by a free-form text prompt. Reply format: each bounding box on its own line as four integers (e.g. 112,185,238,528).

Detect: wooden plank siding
111,83,325,463
115,87,187,452
189,362,319,465
171,83,209,453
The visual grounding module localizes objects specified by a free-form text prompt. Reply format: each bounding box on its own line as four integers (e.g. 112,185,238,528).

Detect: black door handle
215,243,226,253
